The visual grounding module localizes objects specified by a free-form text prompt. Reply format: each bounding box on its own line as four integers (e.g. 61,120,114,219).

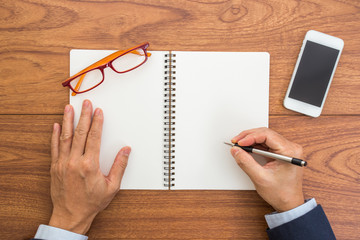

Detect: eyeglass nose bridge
106,62,116,72
98,63,114,73
94,63,117,78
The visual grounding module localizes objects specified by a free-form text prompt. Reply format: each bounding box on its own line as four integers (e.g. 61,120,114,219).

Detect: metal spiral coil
163,52,176,188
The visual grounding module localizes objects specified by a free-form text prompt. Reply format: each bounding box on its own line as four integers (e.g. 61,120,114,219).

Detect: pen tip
224,142,233,147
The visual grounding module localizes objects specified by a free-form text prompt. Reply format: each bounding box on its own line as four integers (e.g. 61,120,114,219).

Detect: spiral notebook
70,50,269,190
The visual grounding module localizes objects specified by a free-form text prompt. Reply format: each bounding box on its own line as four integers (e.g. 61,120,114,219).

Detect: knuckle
66,160,77,171
257,127,268,134
88,129,99,139
60,132,73,142
81,158,95,173
264,128,276,138
75,127,88,137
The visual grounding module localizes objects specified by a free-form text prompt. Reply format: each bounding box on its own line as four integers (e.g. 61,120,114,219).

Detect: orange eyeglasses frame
62,42,151,96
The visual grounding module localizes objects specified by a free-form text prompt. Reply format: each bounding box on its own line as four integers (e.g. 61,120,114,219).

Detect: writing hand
231,127,304,212
49,100,131,234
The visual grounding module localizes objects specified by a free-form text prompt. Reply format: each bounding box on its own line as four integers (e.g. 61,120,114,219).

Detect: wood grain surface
0,0,359,239
1,115,359,239
0,0,359,115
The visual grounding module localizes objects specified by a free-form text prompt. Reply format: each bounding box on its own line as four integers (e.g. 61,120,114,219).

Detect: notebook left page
70,50,166,189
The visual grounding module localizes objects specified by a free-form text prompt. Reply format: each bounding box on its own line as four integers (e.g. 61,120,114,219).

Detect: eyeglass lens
111,48,146,73
70,69,103,93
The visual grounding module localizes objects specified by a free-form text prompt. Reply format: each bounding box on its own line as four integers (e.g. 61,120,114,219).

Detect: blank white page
173,51,269,190
70,50,166,189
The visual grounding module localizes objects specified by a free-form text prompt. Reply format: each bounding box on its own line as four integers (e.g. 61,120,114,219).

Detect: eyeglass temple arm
70,50,151,96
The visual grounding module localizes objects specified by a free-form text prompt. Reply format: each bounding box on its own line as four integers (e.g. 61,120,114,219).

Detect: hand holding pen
229,127,305,212
224,143,307,167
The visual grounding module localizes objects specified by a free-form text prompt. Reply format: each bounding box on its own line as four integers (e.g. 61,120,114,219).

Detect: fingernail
95,108,102,117
64,105,71,113
231,147,240,156
83,99,90,108
53,123,59,131
231,138,237,144
121,147,131,157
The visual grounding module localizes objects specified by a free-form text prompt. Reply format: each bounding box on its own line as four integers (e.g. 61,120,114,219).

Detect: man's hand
231,127,304,212
49,100,131,234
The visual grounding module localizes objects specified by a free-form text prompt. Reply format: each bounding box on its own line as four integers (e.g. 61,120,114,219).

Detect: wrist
273,195,305,212
49,210,95,235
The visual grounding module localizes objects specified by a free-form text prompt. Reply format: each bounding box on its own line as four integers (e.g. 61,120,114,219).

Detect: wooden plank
0,115,359,239
0,0,359,115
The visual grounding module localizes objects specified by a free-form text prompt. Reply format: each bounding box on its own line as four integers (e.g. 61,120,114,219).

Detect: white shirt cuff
265,198,317,229
34,224,88,240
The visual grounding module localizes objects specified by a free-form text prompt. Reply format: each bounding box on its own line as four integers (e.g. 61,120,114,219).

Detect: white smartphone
283,30,344,117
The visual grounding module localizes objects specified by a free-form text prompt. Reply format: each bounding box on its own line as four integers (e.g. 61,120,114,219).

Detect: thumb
108,146,131,187
231,147,264,182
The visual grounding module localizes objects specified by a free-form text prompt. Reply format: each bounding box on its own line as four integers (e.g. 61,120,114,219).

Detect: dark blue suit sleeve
267,205,336,240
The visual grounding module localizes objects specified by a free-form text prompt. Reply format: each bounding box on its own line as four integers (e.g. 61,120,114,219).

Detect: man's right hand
231,127,305,212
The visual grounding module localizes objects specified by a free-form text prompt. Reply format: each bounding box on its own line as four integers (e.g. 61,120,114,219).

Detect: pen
224,142,307,167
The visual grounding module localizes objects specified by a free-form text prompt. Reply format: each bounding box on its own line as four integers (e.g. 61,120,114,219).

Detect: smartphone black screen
289,40,340,107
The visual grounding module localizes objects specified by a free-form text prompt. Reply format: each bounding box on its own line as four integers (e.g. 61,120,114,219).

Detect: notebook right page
173,51,269,190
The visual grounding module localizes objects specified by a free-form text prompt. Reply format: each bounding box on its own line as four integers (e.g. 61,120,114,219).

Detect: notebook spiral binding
163,51,176,189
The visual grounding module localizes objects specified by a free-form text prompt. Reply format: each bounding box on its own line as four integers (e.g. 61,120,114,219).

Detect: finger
231,147,265,182
237,128,285,151
231,128,263,143
51,123,60,163
84,108,103,159
59,105,74,158
237,133,266,146
107,146,131,187
72,100,93,156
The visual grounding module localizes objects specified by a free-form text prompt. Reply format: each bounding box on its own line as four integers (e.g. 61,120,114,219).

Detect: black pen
224,142,307,167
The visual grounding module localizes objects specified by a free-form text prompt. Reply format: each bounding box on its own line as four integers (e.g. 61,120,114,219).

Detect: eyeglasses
62,42,151,96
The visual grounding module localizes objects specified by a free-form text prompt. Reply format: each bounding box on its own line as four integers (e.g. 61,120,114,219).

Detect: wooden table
1,1,359,239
